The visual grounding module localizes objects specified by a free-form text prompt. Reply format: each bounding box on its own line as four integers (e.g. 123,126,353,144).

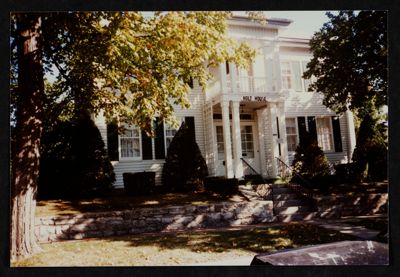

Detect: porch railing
227,76,268,93
240,157,273,201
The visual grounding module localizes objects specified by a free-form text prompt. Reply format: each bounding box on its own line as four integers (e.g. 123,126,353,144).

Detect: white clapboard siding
94,83,206,188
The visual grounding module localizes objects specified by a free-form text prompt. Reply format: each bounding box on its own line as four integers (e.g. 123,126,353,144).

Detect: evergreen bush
161,121,208,192
291,132,331,188
38,114,115,199
352,112,388,181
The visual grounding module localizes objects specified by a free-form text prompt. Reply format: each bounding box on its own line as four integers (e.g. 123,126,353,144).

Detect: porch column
219,62,228,93
230,63,238,94
256,108,268,177
269,102,278,177
272,41,282,92
276,101,289,165
221,101,234,178
231,100,244,179
346,109,357,162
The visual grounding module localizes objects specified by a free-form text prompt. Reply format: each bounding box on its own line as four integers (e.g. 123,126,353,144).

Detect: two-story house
95,15,357,188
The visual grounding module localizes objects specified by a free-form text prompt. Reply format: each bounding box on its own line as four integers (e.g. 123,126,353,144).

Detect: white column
269,102,278,177
219,63,228,93
230,63,238,94
221,101,234,178
277,101,289,165
272,41,282,92
231,101,244,179
346,109,357,162
256,108,268,177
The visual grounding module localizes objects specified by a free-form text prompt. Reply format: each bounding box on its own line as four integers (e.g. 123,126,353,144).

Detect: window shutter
331,116,343,152
141,129,153,160
292,61,303,92
307,116,317,143
297,117,307,144
154,117,165,159
106,122,119,161
185,116,195,141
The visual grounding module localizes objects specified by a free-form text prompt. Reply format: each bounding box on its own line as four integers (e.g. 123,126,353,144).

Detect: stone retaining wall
315,193,388,219
35,201,275,243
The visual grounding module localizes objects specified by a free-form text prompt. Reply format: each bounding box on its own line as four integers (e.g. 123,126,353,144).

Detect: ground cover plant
12,223,358,266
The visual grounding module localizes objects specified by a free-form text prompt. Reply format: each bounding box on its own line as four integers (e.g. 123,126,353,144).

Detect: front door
215,122,260,177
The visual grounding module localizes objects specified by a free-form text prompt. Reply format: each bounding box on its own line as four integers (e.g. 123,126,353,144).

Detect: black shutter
106,122,119,161
141,129,153,160
307,116,318,143
297,116,307,144
154,117,165,159
331,116,343,152
185,116,195,141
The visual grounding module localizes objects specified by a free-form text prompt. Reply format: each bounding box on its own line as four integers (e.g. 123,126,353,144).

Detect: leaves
303,11,387,115
18,12,256,135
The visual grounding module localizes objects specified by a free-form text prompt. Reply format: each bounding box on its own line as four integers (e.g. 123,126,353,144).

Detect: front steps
271,184,317,222
239,183,318,223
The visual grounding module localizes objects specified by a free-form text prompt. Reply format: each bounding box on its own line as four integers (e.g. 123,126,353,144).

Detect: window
120,126,141,159
285,118,298,152
165,124,178,151
240,125,254,158
281,61,313,92
316,117,334,151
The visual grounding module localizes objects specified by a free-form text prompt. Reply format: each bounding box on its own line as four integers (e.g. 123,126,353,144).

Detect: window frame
316,116,335,152
119,125,142,161
285,117,299,152
281,60,314,92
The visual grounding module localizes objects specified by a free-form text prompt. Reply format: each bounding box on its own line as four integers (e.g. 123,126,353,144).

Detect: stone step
273,199,305,208
273,193,299,201
274,205,312,215
277,212,318,223
271,187,293,194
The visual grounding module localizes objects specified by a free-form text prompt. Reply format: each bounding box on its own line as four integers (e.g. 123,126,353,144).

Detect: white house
95,15,357,188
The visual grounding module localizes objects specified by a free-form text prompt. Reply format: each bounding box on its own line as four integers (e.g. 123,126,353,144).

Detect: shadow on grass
103,224,359,254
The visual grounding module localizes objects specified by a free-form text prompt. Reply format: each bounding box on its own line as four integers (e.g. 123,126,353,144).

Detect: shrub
204,177,239,195
352,111,387,181
291,132,331,188
161,121,208,192
38,114,115,199
123,172,155,196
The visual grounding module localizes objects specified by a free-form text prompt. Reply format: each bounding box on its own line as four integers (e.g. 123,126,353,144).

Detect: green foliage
38,114,115,199
303,11,387,114
161,121,208,192
291,133,331,181
11,12,257,134
352,109,387,181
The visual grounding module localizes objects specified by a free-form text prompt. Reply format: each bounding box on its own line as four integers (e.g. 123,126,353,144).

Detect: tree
162,121,208,192
302,11,387,180
303,11,387,114
10,12,259,260
11,13,45,260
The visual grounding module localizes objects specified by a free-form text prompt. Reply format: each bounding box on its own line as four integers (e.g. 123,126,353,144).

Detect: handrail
275,157,315,205
240,157,273,200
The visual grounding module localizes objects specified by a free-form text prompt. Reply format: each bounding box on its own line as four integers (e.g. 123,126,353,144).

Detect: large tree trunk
11,13,44,261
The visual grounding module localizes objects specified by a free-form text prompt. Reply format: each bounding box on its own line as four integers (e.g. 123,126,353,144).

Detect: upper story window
316,117,334,151
281,61,313,92
120,126,141,159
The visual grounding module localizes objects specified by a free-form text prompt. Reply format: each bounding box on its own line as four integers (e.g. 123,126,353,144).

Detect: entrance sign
242,95,267,102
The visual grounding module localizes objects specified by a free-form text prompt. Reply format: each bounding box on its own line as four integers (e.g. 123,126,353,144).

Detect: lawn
12,223,358,266
36,190,247,217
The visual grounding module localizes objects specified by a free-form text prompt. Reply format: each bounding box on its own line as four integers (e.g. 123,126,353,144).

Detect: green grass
12,223,358,266
341,216,388,231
